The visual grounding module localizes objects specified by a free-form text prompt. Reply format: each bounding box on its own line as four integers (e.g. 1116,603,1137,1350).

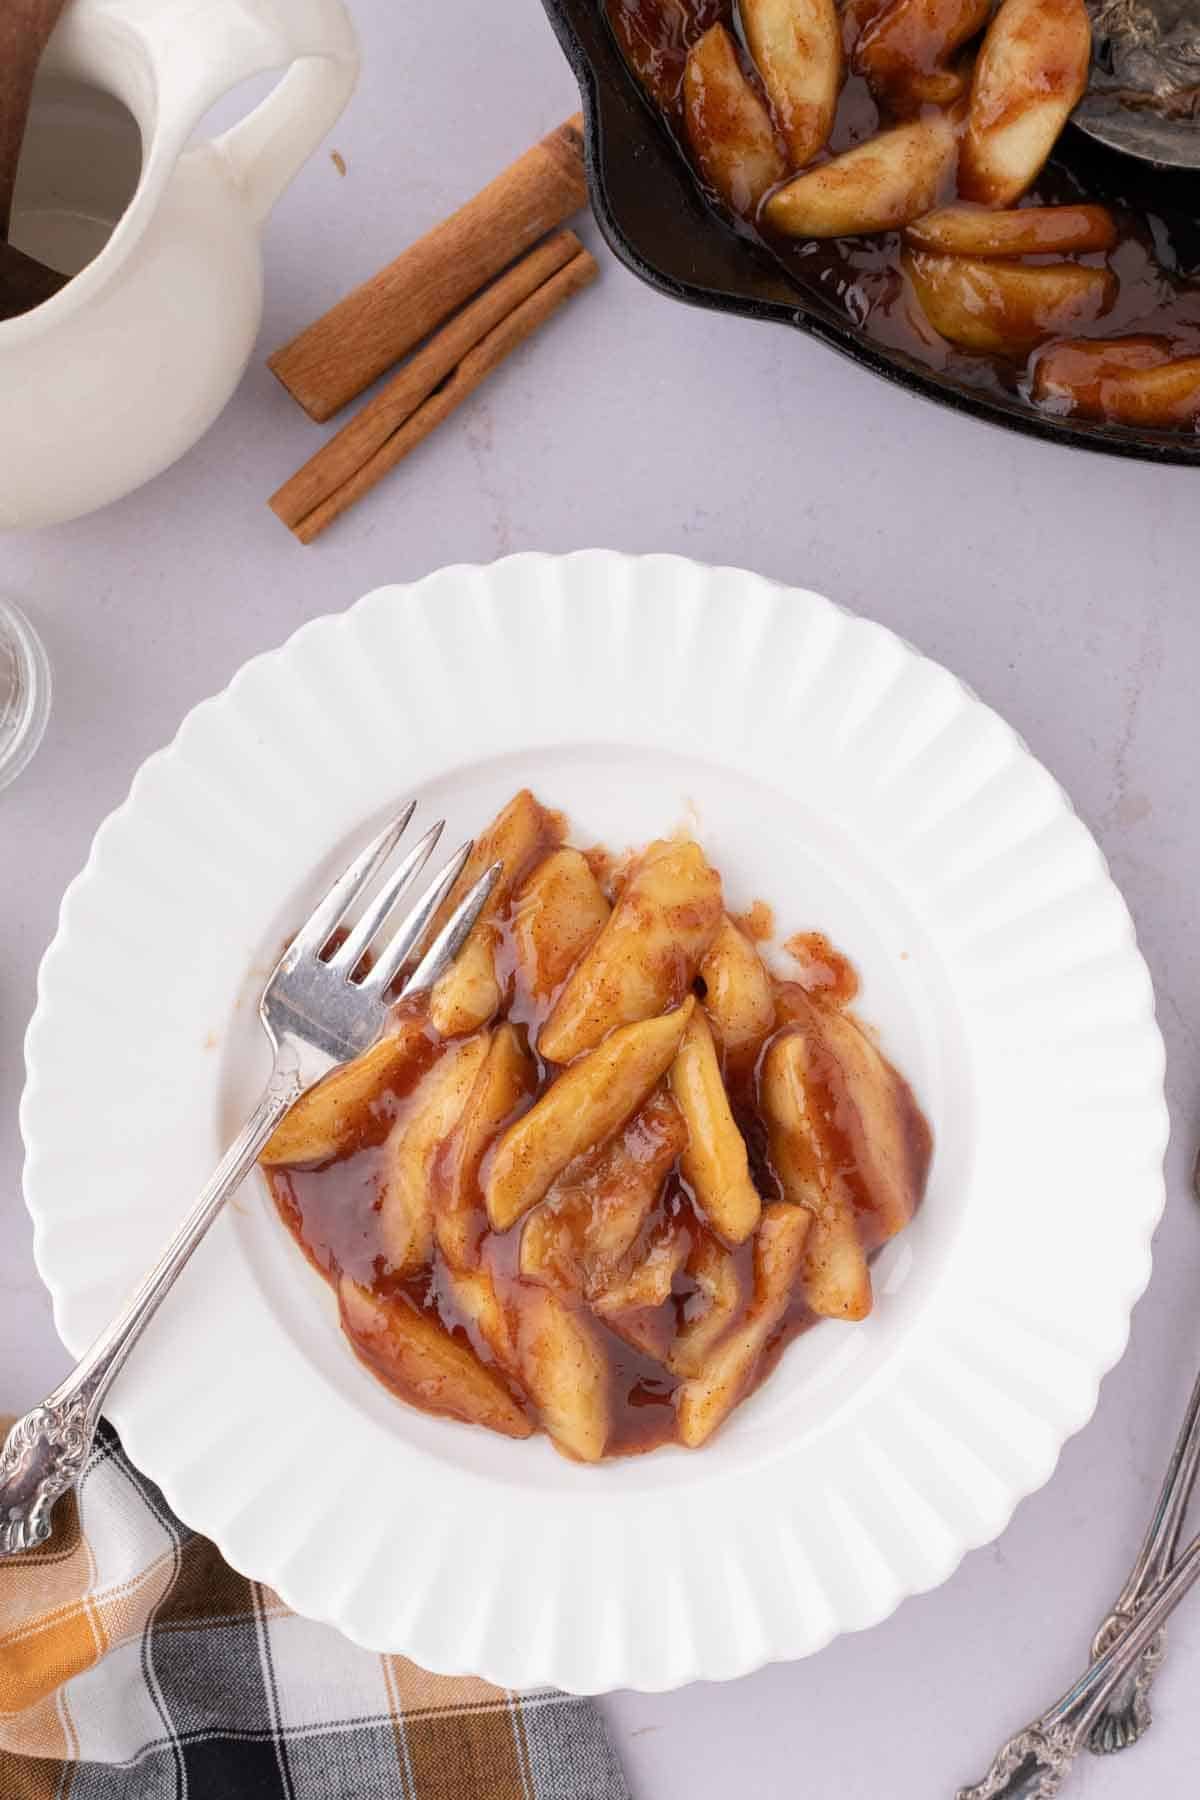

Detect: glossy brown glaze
783,929,861,1004
271,1123,820,1455
607,0,727,115
265,817,932,1458
603,0,1200,430
733,898,775,941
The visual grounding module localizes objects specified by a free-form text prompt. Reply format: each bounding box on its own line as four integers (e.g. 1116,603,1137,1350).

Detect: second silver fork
1085,1362,1200,1752
0,803,499,1557
958,1147,1200,1797
1080,1142,1200,1752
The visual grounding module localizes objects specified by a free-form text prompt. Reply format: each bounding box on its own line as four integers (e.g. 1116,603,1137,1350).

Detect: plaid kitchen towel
0,1421,630,1800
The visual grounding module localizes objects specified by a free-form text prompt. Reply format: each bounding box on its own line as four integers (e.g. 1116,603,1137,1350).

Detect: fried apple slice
676,1201,809,1446
606,0,725,115
589,1218,688,1372
763,107,958,238
429,929,503,1038
905,250,1116,355
741,0,842,168
796,998,927,1243
379,1033,491,1273
511,1284,610,1461
854,0,988,109
699,915,776,1065
761,1028,871,1319
959,0,1091,207
801,1203,870,1318
683,23,789,217
1032,336,1200,427
260,1015,434,1166
434,1024,536,1270
487,1001,694,1230
519,1091,687,1292
592,1219,690,1314
428,789,562,1037
520,1191,591,1294
667,1231,746,1376
573,1092,686,1272
904,201,1116,257
670,1009,761,1243
763,994,928,1313
339,1275,532,1438
539,839,721,1063
441,1262,522,1375
512,846,611,1001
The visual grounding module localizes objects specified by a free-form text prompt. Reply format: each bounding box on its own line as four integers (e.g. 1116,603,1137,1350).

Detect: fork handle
957,1531,1200,1800
1109,1364,1200,1613
0,1065,301,1554
1082,1363,1200,1753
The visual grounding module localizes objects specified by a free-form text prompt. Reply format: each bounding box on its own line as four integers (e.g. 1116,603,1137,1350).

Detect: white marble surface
4,2,1200,1794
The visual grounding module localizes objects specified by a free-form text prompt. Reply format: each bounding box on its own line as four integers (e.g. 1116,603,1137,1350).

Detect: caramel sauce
265,836,932,1458
607,0,727,115
783,929,861,1004
732,897,775,942
603,0,1200,431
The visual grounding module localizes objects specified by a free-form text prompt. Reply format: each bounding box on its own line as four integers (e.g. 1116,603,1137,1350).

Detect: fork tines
299,803,499,1001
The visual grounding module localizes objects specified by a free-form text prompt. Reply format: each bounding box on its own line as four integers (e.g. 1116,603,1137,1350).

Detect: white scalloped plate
23,552,1167,1694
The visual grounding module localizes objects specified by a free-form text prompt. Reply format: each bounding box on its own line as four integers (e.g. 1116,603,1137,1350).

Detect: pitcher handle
74,0,360,220
212,0,359,224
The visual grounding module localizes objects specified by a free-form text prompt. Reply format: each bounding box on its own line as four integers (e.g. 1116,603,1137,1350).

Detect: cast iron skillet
539,0,1200,466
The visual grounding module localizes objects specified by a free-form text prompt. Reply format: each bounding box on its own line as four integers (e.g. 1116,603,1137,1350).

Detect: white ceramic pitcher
0,0,358,529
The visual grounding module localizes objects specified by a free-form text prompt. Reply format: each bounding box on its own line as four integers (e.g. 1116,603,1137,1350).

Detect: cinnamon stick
278,246,597,543
268,114,588,423
270,229,584,532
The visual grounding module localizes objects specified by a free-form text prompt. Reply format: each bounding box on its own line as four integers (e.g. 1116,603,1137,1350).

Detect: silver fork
958,1149,1200,1797
956,1528,1200,1799
1085,1359,1200,1752
0,803,499,1556
1081,1147,1200,1753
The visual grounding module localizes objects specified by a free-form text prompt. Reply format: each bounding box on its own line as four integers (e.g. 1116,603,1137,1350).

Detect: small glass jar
0,597,51,791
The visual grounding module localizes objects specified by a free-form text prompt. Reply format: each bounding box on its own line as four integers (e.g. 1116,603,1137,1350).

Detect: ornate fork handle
0,1070,301,1556
957,1530,1200,1799
1086,1362,1200,1751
